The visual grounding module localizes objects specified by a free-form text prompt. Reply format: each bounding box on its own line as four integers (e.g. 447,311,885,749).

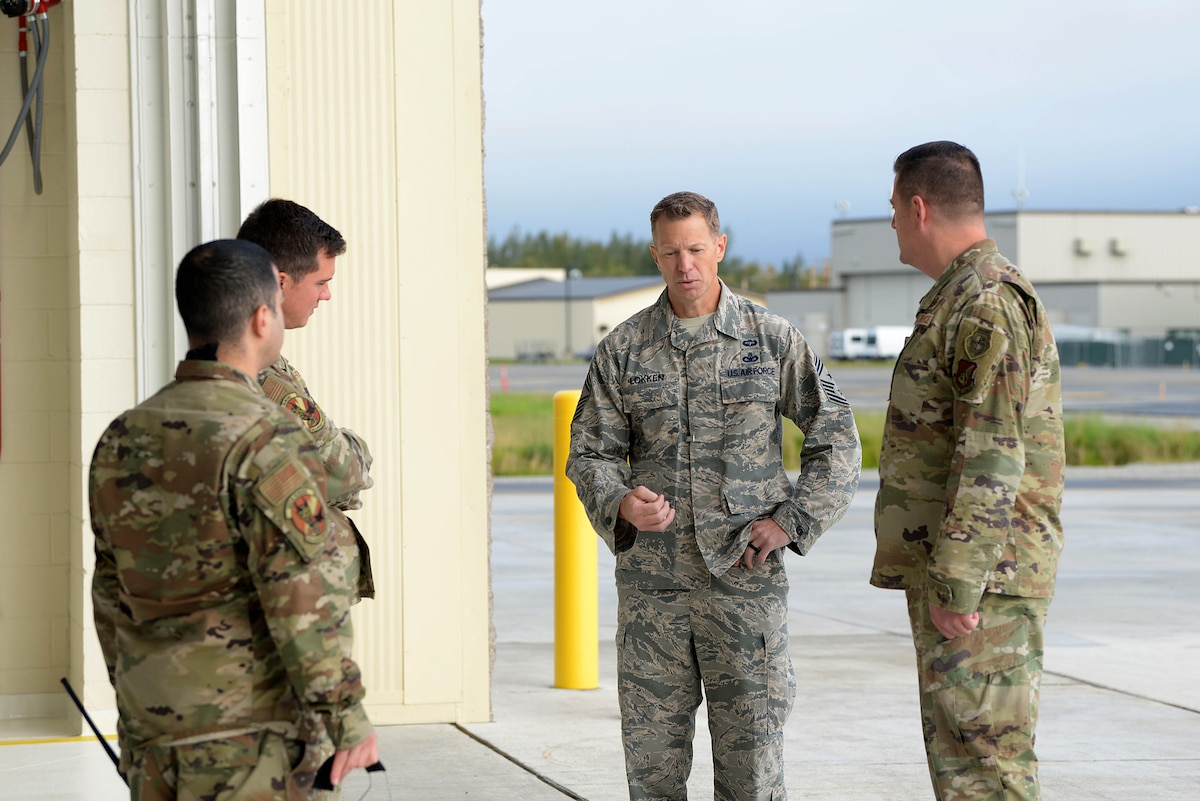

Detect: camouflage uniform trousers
905,586,1051,801
616,556,796,801
126,728,313,801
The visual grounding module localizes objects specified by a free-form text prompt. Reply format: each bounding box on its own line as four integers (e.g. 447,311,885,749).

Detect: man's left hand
928,602,980,640
740,518,791,570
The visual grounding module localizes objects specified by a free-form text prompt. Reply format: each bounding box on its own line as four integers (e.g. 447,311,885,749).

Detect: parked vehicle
828,327,870,360
829,325,911,360
865,325,912,360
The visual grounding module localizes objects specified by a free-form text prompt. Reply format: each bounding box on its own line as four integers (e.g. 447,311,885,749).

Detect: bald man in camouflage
90,239,377,799
567,191,861,801
874,141,1066,800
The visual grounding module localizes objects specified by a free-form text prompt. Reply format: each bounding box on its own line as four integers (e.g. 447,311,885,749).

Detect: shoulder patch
281,392,326,433
815,357,850,407
255,458,329,561
261,371,326,433
284,487,328,544
952,318,1009,403
259,371,293,404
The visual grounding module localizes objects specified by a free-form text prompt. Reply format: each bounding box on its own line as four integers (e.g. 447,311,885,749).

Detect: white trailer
866,325,912,360
828,327,870,360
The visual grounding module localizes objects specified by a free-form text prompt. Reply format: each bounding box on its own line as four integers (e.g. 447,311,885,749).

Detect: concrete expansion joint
1043,671,1200,716
453,724,589,800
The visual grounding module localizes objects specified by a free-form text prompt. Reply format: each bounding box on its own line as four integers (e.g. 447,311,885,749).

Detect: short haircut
236,198,347,281
893,141,985,220
175,239,279,344
650,191,721,241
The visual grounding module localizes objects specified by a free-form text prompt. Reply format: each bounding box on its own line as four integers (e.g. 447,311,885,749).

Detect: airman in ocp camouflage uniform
90,240,377,800
260,356,375,600
568,192,861,801
874,142,1065,801
237,199,376,604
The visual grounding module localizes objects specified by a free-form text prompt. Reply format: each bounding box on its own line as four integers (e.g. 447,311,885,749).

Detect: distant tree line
487,228,830,293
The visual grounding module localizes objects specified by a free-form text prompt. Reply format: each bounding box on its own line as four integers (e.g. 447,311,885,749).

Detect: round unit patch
282,392,326,433
286,487,328,544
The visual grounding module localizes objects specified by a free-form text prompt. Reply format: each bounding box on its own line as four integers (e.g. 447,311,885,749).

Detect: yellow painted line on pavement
0,734,117,746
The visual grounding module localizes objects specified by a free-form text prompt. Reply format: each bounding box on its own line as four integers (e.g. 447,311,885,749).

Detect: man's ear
249,303,272,340
911,195,930,229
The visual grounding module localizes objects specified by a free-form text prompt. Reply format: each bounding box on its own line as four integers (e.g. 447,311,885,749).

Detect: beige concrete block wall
0,2,71,717
0,0,134,728
68,1,136,719
263,0,490,723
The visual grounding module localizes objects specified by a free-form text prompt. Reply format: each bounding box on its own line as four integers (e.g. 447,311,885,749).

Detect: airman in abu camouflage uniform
90,240,378,800
237,199,376,602
567,192,861,801
874,142,1065,801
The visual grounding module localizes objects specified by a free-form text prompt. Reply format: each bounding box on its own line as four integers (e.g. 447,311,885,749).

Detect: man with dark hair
874,141,1065,800
567,191,861,800
237,198,375,595
90,239,378,799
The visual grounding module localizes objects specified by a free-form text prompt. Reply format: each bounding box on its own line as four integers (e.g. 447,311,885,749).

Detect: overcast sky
481,0,1200,265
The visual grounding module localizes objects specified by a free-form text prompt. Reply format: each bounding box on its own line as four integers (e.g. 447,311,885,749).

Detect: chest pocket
719,365,780,440
620,380,680,458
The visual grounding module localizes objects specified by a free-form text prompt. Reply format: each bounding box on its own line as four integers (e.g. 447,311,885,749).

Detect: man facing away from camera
90,239,378,799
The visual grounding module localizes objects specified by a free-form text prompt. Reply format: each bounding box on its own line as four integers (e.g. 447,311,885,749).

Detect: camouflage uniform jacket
89,360,373,765
872,239,1066,614
261,354,375,599
567,282,861,589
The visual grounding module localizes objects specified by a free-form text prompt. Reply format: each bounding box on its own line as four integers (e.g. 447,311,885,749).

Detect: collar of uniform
922,238,997,306
647,289,677,343
175,359,262,392
711,280,742,339
648,279,742,344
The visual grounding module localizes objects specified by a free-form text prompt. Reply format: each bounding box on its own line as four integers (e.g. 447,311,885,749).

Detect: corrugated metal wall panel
264,0,488,723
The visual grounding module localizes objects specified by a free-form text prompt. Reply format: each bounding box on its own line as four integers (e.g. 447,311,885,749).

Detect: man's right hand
328,731,380,787
619,486,675,531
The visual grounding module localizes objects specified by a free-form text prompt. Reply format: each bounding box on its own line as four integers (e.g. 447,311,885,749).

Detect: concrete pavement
5,464,1199,800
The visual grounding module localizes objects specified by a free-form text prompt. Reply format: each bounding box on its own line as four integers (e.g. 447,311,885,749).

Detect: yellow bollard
553,389,598,689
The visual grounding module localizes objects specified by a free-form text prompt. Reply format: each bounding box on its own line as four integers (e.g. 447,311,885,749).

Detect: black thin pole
60,677,127,786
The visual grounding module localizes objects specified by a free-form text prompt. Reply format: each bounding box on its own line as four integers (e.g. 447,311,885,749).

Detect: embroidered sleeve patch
255,458,329,561
282,392,326,433
260,373,326,434
952,318,1009,403
814,356,850,407
953,359,979,394
284,487,328,544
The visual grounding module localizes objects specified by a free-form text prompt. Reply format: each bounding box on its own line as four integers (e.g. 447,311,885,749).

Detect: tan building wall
487,267,564,289
831,211,1200,333
591,285,668,342
0,0,487,733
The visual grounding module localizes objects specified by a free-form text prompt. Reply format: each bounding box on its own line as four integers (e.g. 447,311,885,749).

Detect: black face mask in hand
314,756,388,794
